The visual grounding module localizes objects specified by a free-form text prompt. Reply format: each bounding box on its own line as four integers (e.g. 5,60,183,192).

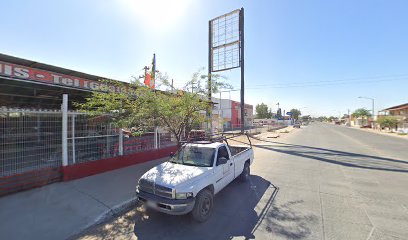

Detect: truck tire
240,162,250,182
191,189,213,222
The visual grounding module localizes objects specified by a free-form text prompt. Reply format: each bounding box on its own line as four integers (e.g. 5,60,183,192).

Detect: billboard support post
239,8,245,133
207,20,213,134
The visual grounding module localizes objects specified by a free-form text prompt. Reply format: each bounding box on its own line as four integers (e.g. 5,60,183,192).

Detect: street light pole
358,96,375,121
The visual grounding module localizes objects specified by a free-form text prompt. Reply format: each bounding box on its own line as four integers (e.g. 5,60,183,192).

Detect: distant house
381,103,408,132
351,116,369,127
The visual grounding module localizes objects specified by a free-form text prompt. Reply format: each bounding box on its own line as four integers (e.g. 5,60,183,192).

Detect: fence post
72,114,76,164
119,129,123,156
154,127,158,149
62,94,68,167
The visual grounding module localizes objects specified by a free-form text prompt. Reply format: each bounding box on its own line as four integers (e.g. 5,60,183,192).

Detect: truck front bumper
136,190,195,215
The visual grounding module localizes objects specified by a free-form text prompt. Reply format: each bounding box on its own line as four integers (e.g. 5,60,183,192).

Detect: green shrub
377,116,399,129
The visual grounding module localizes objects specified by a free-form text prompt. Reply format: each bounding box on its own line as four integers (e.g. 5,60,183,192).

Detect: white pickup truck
136,135,254,222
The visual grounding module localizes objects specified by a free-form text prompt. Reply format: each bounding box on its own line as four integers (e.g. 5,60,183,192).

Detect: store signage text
0,61,127,93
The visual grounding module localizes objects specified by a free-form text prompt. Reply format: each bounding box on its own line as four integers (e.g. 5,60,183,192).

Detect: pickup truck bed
229,146,250,156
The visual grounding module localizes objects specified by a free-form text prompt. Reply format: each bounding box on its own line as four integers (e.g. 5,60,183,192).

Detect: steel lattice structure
210,9,241,72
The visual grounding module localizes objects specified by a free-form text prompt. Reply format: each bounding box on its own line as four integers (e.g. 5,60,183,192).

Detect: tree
78,70,230,145
328,116,336,122
352,108,371,126
290,108,301,121
377,116,399,130
352,108,371,118
255,103,272,118
352,108,371,125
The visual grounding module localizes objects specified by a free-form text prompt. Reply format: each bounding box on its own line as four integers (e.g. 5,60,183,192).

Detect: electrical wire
247,73,408,87
224,75,408,91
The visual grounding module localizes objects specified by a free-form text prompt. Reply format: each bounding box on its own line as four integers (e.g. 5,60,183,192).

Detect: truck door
214,145,235,193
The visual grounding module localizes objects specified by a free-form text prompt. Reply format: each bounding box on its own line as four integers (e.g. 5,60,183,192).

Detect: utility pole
143,66,149,80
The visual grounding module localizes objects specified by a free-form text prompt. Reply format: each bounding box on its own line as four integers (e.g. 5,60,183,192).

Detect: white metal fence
0,107,176,178
0,108,63,177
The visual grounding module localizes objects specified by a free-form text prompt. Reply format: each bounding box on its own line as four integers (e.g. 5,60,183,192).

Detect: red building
231,100,254,128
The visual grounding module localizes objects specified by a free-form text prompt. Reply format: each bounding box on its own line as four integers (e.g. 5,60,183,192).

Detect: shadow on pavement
252,137,408,173
266,200,319,239
132,175,278,240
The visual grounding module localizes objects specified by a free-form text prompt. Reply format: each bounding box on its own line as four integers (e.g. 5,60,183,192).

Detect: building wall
211,98,232,119
198,98,254,130
230,100,253,128
387,107,408,132
389,108,408,116
231,100,240,128
244,103,254,126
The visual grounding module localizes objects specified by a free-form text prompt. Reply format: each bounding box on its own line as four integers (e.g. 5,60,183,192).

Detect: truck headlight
175,192,193,199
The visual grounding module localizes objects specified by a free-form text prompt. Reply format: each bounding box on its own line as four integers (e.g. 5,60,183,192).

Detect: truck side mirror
217,157,228,166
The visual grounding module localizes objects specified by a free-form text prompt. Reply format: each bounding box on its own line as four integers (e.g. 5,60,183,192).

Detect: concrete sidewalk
0,157,168,240
348,124,408,140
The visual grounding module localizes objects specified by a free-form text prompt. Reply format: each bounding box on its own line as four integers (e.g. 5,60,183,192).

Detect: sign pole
207,20,213,134
239,8,245,133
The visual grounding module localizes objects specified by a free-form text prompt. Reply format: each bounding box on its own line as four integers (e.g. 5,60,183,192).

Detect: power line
226,75,408,90
247,73,408,87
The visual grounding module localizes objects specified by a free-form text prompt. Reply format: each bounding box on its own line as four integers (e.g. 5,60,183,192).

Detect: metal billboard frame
208,8,244,133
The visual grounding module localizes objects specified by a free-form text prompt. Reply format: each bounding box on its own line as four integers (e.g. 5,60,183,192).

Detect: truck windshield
170,145,215,167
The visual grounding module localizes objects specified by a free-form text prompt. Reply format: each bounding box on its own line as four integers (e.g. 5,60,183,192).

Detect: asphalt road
77,123,408,240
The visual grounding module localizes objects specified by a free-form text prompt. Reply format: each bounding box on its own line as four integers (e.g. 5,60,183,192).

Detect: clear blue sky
1,0,408,117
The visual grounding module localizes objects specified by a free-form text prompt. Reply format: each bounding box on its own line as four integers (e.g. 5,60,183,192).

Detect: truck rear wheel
240,162,250,182
191,189,213,222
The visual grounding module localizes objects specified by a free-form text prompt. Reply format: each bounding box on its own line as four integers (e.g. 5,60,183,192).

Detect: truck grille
139,179,173,199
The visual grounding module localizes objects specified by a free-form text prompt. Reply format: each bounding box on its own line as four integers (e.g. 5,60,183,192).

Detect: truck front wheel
240,162,250,182
191,189,213,222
